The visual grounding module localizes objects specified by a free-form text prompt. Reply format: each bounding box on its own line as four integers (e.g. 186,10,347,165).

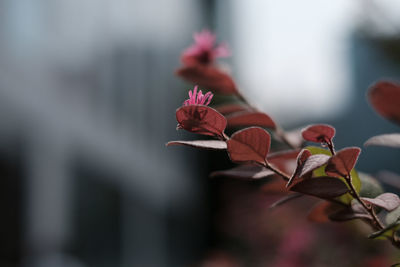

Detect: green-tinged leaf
337,170,361,205
306,146,332,156
305,146,361,204
350,170,362,195
386,205,400,225
359,172,384,198
368,222,400,240
325,147,361,178
305,146,331,177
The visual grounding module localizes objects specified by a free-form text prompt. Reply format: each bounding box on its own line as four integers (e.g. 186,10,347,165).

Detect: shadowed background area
0,0,400,266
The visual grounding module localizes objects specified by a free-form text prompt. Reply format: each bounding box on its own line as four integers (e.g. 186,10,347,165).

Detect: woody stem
345,174,384,230
327,140,336,155
265,162,290,181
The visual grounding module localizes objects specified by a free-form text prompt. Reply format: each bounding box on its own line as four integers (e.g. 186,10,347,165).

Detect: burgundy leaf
299,154,331,177
166,140,227,150
176,105,227,138
362,193,400,211
329,208,372,222
227,127,271,165
226,111,276,129
368,81,400,125
301,124,335,143
210,165,274,180
176,65,238,95
325,147,361,177
364,133,400,148
290,176,349,198
269,193,303,209
287,149,312,187
215,104,251,116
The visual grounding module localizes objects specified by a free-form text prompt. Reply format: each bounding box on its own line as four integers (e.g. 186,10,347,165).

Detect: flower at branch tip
183,85,213,106
182,29,230,65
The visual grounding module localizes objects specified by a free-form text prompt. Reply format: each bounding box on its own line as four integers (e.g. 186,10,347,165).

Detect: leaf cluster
168,33,400,250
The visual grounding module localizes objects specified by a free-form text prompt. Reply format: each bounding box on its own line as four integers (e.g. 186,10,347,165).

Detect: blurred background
0,0,400,266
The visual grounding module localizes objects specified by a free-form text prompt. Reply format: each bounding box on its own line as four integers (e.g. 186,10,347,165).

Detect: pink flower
182,29,230,65
183,85,213,106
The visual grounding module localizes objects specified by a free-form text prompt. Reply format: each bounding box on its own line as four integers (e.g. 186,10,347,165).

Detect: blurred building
0,0,217,266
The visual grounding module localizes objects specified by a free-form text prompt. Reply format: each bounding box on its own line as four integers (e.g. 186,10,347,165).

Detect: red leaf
166,140,227,150
290,176,349,198
368,81,400,125
364,133,400,148
227,127,271,165
226,111,276,129
301,124,335,143
176,105,227,138
210,165,274,180
362,193,400,211
215,104,251,116
325,147,361,177
176,65,238,95
368,223,400,240
287,149,312,187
